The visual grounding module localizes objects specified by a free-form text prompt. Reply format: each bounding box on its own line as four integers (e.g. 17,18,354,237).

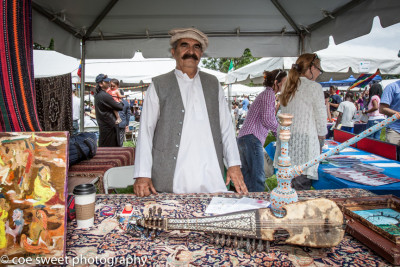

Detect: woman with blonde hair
273,53,327,190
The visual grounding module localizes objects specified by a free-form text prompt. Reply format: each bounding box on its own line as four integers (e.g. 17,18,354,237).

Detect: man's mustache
182,53,199,60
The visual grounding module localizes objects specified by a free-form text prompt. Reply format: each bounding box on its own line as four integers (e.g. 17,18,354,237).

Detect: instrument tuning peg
257,239,263,252
239,237,244,248
266,241,270,253
157,207,162,217
226,236,231,247
246,238,252,254
152,206,157,216
149,207,153,217
251,238,256,251
233,236,238,248
209,234,215,244
220,235,225,246
215,234,220,246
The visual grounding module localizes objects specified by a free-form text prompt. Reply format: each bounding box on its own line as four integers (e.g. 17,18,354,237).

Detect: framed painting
0,132,69,262
335,195,400,265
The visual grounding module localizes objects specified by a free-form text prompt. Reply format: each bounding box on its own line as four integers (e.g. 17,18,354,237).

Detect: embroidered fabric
274,77,327,179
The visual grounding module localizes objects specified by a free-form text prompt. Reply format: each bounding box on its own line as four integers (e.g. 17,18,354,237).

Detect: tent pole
79,40,86,132
299,33,304,55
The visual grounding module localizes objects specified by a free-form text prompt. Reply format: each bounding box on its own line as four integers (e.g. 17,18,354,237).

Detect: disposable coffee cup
73,184,96,228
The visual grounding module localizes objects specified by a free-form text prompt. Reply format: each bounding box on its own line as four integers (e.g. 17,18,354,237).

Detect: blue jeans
238,134,266,192
366,119,384,139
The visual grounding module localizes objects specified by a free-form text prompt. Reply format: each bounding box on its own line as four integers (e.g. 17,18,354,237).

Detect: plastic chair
103,165,135,194
125,129,134,142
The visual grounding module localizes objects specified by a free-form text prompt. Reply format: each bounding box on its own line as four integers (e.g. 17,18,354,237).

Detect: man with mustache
133,28,247,196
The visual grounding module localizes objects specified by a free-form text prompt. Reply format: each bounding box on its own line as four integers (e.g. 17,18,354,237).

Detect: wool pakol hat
169,28,208,50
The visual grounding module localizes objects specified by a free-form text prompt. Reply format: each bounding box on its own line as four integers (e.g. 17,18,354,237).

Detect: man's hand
226,166,248,194
133,177,157,197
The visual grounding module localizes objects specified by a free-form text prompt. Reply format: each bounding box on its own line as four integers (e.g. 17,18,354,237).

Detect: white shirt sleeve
218,84,241,167
133,83,160,178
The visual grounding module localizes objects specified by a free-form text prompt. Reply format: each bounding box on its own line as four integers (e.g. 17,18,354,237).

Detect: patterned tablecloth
67,188,391,266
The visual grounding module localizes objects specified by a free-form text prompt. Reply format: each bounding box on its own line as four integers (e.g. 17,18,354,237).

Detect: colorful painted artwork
0,132,68,259
353,209,400,236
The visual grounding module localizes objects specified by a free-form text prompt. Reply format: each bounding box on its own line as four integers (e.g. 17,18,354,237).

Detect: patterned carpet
67,189,392,266
34,73,73,132
0,0,42,131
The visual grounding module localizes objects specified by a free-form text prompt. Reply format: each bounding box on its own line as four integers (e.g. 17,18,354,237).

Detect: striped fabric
237,88,278,145
348,69,380,89
0,0,42,131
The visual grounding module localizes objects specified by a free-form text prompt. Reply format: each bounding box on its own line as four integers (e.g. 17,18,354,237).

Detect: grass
123,140,135,148
265,175,278,191
113,185,133,194
380,127,386,142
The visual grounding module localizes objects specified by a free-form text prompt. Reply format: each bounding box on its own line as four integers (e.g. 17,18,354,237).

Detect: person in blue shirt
380,80,400,145
241,96,250,111
328,86,342,118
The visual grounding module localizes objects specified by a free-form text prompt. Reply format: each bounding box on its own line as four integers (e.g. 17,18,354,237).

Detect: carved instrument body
137,198,345,249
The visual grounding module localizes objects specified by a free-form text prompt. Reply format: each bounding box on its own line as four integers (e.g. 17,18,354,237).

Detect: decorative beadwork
168,211,257,237
270,112,400,217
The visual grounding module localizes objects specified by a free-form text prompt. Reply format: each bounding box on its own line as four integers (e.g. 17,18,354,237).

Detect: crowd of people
71,27,400,196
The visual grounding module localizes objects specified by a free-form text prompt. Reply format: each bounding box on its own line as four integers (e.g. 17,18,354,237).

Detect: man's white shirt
133,69,241,193
72,95,81,121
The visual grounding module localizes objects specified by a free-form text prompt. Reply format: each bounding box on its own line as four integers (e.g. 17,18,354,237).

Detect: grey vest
151,70,224,193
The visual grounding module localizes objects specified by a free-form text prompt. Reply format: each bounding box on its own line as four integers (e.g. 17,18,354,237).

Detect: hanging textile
35,73,73,132
0,0,42,131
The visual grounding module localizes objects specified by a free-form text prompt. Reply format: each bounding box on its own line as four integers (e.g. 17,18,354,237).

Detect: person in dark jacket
94,74,124,147
117,88,131,146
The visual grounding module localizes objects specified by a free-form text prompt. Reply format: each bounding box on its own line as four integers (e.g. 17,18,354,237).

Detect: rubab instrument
133,113,400,252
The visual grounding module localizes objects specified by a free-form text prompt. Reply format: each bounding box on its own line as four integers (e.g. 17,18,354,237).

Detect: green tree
201,48,260,73
33,38,55,50
48,38,55,50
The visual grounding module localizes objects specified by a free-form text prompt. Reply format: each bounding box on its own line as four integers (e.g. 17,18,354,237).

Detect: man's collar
174,68,200,80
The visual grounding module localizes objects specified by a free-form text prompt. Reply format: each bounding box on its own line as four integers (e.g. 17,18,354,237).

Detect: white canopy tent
32,51,226,83
81,52,226,83
226,17,400,84
224,84,264,98
225,46,400,84
33,50,79,81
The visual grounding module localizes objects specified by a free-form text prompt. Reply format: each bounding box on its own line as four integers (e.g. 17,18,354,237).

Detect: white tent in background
33,50,80,82
381,79,400,89
224,84,264,98
226,18,400,84
226,44,400,84
80,52,226,83
33,51,226,84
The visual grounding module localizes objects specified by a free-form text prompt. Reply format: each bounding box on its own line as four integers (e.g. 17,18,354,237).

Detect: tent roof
32,0,400,58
